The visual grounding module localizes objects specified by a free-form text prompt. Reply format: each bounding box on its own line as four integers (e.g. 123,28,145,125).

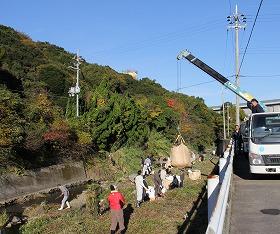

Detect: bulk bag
170,142,192,168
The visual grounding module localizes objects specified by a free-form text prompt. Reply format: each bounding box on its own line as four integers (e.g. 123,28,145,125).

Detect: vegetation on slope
0,24,229,173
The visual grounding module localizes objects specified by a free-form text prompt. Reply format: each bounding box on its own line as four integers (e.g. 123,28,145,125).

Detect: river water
0,180,92,233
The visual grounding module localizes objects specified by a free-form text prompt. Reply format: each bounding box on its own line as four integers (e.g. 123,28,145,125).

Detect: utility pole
222,88,226,140
227,104,230,137
225,102,230,138
68,50,83,117
227,5,246,126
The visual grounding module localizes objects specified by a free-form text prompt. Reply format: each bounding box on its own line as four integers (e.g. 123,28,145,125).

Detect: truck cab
246,112,280,174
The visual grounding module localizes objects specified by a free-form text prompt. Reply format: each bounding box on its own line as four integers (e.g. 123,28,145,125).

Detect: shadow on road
233,154,251,180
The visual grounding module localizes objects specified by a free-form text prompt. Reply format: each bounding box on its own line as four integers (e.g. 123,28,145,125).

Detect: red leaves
167,99,175,108
43,130,69,142
43,120,70,143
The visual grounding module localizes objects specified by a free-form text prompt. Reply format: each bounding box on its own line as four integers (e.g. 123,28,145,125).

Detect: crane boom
177,50,267,111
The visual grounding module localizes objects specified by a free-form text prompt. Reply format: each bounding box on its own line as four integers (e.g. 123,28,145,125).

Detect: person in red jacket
108,185,125,234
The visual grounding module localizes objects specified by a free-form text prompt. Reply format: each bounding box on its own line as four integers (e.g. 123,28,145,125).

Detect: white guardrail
206,143,234,234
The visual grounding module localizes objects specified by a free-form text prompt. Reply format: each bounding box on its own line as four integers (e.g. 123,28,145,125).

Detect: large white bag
170,142,192,168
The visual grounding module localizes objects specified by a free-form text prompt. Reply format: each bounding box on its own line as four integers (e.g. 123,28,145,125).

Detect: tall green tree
0,88,24,167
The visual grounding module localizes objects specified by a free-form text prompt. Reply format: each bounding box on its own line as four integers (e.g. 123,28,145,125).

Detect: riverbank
17,154,218,234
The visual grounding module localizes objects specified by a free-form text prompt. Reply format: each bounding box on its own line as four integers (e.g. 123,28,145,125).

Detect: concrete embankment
0,162,88,203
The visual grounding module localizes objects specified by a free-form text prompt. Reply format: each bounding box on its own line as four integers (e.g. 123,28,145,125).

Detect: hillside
0,24,223,172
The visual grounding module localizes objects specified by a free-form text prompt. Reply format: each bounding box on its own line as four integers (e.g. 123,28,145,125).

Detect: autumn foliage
0,24,225,171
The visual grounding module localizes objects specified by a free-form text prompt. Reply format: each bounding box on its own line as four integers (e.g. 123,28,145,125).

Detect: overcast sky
1,0,280,106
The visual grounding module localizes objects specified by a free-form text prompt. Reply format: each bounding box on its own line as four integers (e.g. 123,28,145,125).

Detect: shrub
111,147,143,174
85,183,103,216
146,130,172,158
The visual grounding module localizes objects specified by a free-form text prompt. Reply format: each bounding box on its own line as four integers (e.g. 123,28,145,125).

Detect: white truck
243,112,280,174
177,50,280,174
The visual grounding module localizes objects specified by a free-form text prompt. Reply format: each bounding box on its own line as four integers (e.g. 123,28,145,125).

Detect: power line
241,52,280,55
246,13,280,17
238,0,264,76
92,19,223,55
92,19,224,57
228,0,232,14
94,25,224,59
241,74,280,78
176,75,235,91
175,72,280,91
177,80,215,91
242,45,280,49
240,48,280,54
176,60,182,92
222,30,229,74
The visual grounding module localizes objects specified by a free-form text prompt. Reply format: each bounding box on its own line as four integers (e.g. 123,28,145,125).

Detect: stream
0,180,93,234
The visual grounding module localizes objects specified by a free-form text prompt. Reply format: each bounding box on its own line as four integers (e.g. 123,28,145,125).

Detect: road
230,154,280,234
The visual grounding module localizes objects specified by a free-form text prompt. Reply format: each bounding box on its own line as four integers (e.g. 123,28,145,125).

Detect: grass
20,155,218,234
0,211,9,229
20,217,50,234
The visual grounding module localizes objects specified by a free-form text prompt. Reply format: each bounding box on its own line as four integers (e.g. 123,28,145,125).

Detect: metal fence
206,144,234,234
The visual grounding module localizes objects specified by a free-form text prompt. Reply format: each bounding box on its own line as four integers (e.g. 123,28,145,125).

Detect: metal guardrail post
207,174,220,222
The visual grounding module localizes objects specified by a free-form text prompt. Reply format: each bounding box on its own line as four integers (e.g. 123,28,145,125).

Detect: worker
247,98,264,113
170,175,179,189
144,156,152,166
232,125,242,156
152,170,162,198
143,156,152,175
160,168,167,181
135,170,148,208
108,185,125,234
142,163,149,176
179,170,185,187
57,184,71,210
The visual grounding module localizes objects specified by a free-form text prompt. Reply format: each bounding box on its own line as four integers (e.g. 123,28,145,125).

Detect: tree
0,88,24,168
0,24,224,171
146,130,171,158
77,79,150,151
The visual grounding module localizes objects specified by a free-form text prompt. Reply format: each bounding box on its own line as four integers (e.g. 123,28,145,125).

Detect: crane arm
177,50,267,111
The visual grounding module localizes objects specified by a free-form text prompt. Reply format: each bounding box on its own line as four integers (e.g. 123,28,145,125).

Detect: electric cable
222,30,229,74
228,0,232,14
176,60,180,92
177,80,215,91
238,0,264,76
92,19,225,57
240,74,280,78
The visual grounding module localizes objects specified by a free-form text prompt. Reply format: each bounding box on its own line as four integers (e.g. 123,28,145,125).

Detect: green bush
146,130,172,158
111,147,143,174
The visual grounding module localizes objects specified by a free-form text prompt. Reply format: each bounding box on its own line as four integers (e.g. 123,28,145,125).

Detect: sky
1,0,280,107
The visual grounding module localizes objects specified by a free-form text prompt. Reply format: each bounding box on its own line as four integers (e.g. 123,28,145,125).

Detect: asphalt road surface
230,154,280,234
